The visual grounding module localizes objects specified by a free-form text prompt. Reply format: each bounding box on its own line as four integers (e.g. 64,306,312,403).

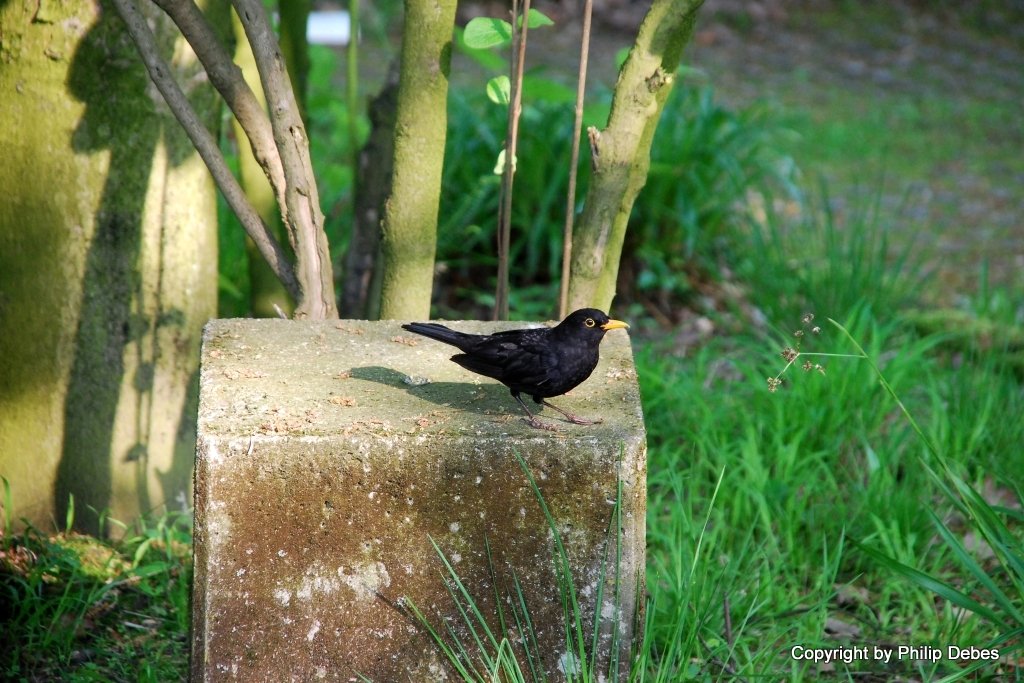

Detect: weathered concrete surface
192,319,646,682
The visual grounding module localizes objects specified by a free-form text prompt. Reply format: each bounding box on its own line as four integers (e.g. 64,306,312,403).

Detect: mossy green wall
0,0,221,532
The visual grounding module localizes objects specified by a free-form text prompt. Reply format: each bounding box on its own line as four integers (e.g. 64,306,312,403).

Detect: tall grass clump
404,452,634,682
623,84,799,308
741,182,930,323
827,319,1024,680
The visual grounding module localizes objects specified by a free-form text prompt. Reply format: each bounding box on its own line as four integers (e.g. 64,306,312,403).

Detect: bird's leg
512,392,559,431
538,399,603,426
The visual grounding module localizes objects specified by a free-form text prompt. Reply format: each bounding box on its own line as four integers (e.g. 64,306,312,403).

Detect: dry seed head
767,377,782,393
781,347,799,363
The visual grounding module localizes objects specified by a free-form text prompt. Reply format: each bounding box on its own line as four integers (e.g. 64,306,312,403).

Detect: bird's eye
584,318,596,328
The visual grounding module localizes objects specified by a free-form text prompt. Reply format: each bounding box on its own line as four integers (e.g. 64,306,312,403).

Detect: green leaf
521,8,554,29
454,27,506,70
493,149,517,175
463,17,512,49
486,75,511,105
854,539,1009,628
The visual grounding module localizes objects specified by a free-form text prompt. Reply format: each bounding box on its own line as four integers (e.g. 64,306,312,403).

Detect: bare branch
232,0,336,318
110,0,300,300
152,0,286,195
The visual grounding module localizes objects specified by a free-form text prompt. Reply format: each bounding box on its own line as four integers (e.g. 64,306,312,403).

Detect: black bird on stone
402,308,629,430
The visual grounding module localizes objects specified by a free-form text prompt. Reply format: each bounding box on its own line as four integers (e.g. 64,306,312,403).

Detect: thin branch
232,0,337,318
559,0,593,319
152,0,286,195
110,0,299,299
494,0,531,321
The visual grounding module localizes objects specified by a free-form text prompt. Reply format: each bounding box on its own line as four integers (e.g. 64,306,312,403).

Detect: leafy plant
0,495,193,681
435,79,797,319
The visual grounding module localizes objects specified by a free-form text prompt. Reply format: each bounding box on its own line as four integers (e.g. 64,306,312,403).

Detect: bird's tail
401,322,475,351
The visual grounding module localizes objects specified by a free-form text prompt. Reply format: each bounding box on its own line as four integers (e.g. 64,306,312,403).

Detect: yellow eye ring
584,318,596,328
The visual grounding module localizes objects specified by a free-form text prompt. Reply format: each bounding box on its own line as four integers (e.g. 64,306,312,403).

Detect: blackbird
402,308,629,430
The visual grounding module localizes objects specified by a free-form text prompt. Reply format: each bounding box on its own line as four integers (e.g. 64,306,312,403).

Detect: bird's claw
524,417,560,432
566,415,603,425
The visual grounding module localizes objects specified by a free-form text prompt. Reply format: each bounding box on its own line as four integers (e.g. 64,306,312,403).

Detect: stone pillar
192,319,646,681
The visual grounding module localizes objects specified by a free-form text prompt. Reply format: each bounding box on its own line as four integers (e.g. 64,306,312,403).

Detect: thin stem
827,318,942,462
347,0,361,191
560,0,593,319
494,0,531,321
793,352,864,359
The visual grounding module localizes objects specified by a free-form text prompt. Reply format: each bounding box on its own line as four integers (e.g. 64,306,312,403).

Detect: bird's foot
564,414,603,426
524,416,560,432
538,399,603,426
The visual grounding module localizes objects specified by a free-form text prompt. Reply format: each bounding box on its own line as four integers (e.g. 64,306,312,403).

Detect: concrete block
192,318,646,682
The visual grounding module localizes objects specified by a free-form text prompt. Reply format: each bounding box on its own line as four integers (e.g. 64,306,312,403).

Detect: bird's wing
454,328,556,388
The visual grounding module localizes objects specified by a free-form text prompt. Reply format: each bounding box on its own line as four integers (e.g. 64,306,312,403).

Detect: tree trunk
341,64,399,319
232,0,337,320
567,0,703,312
0,0,223,534
377,0,457,320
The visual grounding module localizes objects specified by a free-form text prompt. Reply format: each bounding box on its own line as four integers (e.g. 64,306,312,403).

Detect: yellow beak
601,319,630,331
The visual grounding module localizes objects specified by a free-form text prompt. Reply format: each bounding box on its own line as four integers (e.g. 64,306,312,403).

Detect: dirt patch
686,1,1024,301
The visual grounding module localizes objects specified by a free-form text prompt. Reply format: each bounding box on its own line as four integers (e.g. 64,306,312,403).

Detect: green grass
5,291,1022,679
0,494,193,682
783,88,1023,186
751,53,1024,302
637,305,1024,680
